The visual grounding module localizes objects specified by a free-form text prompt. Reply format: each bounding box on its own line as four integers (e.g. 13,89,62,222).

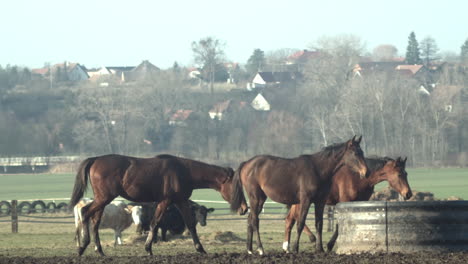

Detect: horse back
121,155,194,202
241,155,322,204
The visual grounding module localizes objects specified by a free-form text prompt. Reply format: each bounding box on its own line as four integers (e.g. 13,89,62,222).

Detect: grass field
0,168,466,259
0,168,466,202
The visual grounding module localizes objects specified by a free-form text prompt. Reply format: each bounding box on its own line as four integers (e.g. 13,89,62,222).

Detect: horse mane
317,141,348,159
156,154,233,180
365,156,394,172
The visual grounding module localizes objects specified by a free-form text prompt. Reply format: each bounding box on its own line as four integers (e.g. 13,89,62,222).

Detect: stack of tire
0,201,11,215
0,200,70,215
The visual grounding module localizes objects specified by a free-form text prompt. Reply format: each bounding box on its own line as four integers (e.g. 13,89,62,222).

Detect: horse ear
403,157,407,165
207,208,215,213
356,135,362,144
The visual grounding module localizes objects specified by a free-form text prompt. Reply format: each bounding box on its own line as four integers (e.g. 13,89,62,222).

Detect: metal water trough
335,201,468,254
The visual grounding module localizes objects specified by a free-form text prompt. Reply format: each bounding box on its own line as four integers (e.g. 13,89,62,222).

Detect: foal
283,156,412,252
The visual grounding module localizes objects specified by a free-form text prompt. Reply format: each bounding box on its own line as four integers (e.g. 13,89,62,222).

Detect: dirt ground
1,251,467,264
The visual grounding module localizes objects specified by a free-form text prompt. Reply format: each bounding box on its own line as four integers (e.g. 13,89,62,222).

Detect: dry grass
0,213,332,257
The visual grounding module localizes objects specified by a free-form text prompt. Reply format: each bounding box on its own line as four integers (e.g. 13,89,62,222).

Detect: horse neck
360,169,387,189
190,166,224,190
313,148,346,179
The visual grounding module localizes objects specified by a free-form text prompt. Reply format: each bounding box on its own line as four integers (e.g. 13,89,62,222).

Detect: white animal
74,199,142,246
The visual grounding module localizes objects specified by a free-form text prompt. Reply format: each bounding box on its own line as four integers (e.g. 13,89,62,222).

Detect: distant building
32,62,89,82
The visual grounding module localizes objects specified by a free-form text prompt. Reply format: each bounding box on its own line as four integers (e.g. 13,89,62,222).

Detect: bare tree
372,44,398,61
420,36,440,65
191,37,225,94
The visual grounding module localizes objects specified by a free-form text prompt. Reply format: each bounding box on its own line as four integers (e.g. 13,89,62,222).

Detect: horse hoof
195,244,206,254
282,241,290,253
78,248,86,256
145,248,153,256
257,248,264,256
247,250,253,255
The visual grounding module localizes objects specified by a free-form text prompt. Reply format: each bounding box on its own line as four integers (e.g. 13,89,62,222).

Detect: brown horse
283,156,412,252
70,154,248,256
230,136,368,254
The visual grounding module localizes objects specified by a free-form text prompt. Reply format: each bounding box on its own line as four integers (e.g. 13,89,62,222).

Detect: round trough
335,200,468,254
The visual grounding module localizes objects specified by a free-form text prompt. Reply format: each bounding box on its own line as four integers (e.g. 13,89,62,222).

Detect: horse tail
70,157,97,209
230,161,247,213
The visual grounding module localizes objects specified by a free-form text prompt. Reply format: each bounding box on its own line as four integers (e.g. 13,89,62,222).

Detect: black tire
57,202,69,212
31,200,47,213
46,202,57,213
18,201,33,214
0,201,11,215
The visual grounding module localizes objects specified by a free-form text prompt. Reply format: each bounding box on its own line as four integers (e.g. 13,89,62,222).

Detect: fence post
327,206,333,232
11,200,18,233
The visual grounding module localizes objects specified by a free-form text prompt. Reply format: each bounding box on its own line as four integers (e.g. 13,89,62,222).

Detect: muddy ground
1,251,468,264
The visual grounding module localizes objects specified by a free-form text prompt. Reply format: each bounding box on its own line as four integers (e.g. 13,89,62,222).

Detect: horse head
386,157,412,200
341,135,368,179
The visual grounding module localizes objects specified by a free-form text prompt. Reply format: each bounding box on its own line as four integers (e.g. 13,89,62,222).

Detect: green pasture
0,168,466,258
0,168,467,203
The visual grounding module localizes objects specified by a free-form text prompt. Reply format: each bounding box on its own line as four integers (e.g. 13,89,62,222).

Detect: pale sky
2,0,467,69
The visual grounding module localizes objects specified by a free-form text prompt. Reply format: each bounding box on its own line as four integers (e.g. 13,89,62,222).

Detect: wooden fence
0,199,336,233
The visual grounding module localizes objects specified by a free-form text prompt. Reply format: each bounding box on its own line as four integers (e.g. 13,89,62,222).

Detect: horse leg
314,201,326,253
292,200,311,253
326,224,339,252
283,208,296,253
145,201,170,255
161,228,167,242
304,223,316,243
90,203,107,256
77,203,92,256
175,200,206,254
75,221,81,247
247,194,266,255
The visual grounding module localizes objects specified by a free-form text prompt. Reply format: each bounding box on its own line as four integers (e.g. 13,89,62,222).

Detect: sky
2,0,467,69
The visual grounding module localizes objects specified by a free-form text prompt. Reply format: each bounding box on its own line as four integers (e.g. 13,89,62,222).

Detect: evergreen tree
405,31,422,64
461,38,468,64
172,61,180,73
246,49,266,76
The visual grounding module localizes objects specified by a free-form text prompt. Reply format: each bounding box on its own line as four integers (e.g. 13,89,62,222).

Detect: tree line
0,33,467,167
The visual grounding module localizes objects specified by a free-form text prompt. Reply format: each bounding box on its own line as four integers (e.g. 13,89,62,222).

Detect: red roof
170,109,193,121
31,68,49,75
209,100,231,114
395,65,423,75
288,49,321,62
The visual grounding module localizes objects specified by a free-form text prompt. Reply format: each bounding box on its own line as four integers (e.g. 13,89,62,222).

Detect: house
105,66,136,82
287,49,321,64
208,99,248,120
395,65,425,76
250,85,293,111
250,71,299,90
223,62,239,84
352,61,402,78
32,62,89,82
168,109,194,126
127,60,160,81
187,67,202,79
87,67,112,78
251,93,270,111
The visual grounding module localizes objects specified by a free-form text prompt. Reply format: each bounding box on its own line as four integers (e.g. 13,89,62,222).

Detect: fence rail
0,199,336,233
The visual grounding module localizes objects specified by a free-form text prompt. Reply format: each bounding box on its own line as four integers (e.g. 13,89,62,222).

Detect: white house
251,93,270,111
